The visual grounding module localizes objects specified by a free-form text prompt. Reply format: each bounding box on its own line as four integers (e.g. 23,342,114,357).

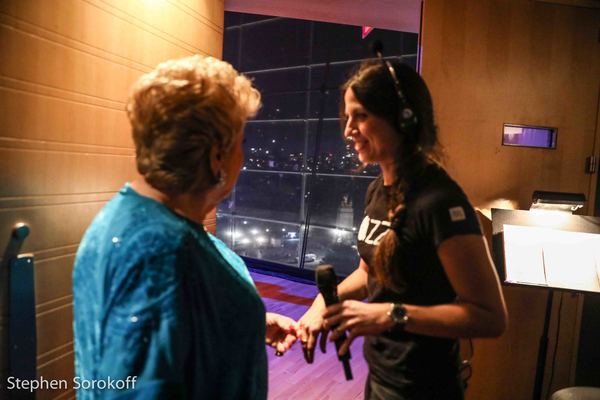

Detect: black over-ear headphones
371,40,418,134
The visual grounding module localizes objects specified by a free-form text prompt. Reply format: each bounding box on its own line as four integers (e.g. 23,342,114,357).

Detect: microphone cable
299,48,331,270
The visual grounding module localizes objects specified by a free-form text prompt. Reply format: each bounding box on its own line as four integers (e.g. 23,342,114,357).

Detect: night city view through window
217,12,418,276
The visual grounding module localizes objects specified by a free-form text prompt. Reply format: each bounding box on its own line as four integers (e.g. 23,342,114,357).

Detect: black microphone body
315,265,353,380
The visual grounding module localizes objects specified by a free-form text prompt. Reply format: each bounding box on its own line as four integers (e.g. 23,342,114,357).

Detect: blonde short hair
126,55,261,194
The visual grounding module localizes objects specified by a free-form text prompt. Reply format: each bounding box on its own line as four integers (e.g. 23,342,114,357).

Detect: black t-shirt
357,164,481,398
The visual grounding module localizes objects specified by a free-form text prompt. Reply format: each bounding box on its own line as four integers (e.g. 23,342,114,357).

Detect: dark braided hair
341,60,442,290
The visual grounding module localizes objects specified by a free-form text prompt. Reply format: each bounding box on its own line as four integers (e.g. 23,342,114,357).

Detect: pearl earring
215,170,227,187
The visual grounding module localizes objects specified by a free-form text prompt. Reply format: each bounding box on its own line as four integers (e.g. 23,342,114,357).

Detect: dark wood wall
421,1,600,399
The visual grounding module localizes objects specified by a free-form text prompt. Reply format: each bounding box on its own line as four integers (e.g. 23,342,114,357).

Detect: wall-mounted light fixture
530,190,585,213
502,124,557,149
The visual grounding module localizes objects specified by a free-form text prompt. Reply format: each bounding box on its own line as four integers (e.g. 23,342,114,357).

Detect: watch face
391,303,408,325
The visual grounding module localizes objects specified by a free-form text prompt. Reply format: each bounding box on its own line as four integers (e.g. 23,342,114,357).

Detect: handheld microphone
315,264,353,380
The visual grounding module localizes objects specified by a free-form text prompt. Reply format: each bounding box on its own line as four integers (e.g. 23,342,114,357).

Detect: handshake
265,264,352,360
264,311,330,362
265,303,356,380
264,265,357,379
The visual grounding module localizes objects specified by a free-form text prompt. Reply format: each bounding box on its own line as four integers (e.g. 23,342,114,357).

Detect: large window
218,12,418,276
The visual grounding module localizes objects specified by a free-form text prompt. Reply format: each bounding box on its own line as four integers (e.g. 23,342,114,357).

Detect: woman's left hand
265,312,298,356
323,301,394,356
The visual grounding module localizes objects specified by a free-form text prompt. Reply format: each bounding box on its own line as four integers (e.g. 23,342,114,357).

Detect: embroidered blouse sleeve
96,227,192,399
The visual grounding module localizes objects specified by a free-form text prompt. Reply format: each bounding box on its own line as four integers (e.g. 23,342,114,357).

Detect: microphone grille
315,264,337,288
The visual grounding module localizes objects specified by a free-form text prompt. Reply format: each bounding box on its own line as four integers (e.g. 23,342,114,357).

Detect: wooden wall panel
0,88,130,146
36,352,74,400
422,0,599,209
35,256,76,307
421,1,600,399
36,304,72,361
0,0,219,68
0,0,224,398
97,0,223,58
0,150,135,198
0,203,105,256
180,0,225,30
0,24,141,105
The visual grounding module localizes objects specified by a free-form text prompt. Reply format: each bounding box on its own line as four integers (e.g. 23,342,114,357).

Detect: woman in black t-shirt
297,60,508,400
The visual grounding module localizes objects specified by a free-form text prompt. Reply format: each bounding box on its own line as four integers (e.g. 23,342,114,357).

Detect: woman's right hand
296,296,328,363
296,262,369,363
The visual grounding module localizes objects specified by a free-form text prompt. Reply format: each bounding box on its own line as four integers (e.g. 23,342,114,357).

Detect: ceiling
224,0,422,33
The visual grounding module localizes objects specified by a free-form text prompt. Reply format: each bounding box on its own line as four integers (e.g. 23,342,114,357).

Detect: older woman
73,55,296,399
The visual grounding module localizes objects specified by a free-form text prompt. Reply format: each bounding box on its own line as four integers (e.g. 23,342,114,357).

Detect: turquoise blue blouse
73,184,267,399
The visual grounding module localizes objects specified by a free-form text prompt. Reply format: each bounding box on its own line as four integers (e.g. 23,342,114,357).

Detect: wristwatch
387,303,409,328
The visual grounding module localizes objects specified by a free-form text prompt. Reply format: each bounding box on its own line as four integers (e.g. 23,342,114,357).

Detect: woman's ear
209,145,223,181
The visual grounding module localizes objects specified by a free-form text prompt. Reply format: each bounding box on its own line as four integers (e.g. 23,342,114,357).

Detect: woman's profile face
343,88,400,165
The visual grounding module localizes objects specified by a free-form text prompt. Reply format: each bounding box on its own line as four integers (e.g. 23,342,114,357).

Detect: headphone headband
373,47,418,133
382,59,416,128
